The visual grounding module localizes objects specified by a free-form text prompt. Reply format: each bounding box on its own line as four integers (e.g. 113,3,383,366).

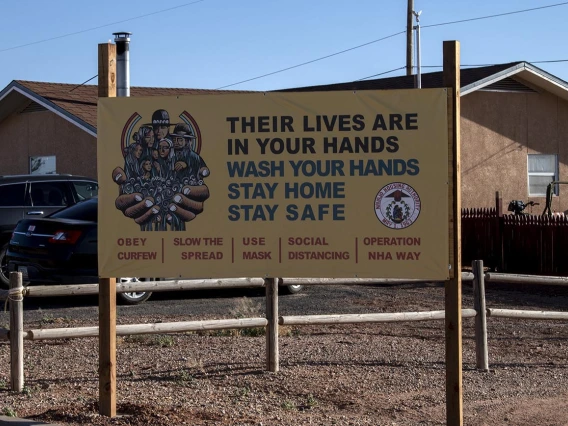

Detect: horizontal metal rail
23,277,266,297
25,318,268,340
15,274,476,298
280,309,477,325
282,273,474,286
487,308,568,320
485,273,568,286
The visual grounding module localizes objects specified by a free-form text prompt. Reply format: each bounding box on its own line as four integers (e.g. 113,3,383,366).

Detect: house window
30,156,56,175
527,154,558,196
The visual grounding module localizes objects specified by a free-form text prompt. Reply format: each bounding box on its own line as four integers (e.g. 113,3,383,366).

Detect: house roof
276,61,568,99
277,62,524,92
1,61,568,137
0,81,252,137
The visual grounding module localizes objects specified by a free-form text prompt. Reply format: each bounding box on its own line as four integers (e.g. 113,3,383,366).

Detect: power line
14,1,564,90
0,0,207,53
69,74,98,92
423,2,568,29
76,58,568,91
217,2,568,89
421,59,568,69
356,66,407,81
357,59,568,83
525,59,568,64
215,31,406,90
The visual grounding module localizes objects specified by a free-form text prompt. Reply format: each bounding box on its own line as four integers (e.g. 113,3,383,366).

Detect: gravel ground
1,281,568,425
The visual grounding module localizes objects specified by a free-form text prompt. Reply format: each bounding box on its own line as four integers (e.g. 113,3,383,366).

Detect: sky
1,0,567,92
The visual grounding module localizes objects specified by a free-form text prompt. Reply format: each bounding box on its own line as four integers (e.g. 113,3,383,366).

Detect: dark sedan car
7,198,303,305
7,197,152,304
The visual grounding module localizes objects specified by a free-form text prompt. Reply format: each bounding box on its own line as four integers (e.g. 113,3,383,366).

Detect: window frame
29,155,57,175
527,154,559,197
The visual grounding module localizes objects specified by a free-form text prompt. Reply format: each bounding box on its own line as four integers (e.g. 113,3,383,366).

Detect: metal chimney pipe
113,32,131,97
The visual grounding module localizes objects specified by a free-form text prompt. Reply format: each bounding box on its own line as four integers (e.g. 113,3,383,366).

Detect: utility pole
406,0,414,76
414,10,422,88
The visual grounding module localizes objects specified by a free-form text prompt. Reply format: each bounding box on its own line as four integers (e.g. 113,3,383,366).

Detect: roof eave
0,81,97,137
461,62,568,100
517,63,568,102
460,63,527,96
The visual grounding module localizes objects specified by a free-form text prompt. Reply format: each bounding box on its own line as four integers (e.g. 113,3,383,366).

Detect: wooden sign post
443,40,463,426
98,41,117,418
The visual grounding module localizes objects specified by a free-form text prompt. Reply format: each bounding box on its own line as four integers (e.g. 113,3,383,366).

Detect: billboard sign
97,89,449,279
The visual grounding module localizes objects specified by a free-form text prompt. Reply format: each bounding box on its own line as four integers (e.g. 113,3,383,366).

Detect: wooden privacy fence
3,265,568,391
501,214,568,275
462,201,568,275
462,207,501,269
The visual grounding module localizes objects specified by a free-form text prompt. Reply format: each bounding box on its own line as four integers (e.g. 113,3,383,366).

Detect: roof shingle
15,81,253,128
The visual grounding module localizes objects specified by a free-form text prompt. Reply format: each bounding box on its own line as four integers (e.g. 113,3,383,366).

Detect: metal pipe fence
2,266,568,393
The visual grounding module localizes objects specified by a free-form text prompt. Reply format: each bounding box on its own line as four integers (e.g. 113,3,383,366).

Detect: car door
25,181,73,217
0,182,27,238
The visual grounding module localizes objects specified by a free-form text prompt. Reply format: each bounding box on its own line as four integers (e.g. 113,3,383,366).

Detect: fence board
462,210,568,276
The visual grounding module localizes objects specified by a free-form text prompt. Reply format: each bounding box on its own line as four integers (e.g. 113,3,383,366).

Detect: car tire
0,243,10,289
280,284,304,295
117,277,153,305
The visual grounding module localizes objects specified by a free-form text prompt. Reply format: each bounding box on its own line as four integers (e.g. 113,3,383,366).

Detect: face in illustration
133,144,143,159
143,128,154,146
152,149,159,160
142,160,152,172
158,141,171,159
154,125,169,140
173,136,186,151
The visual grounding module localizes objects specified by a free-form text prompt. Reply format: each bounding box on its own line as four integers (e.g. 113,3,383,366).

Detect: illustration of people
112,109,210,231
139,156,154,181
154,138,175,179
170,123,204,181
124,142,143,179
133,126,154,158
148,109,172,149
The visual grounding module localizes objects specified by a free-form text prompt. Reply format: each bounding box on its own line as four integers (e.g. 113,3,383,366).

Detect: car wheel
280,284,304,295
117,277,153,305
0,243,9,289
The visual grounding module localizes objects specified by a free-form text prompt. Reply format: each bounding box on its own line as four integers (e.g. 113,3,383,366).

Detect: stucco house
1,61,567,212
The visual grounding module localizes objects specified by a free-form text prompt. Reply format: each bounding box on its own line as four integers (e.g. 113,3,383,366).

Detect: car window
29,182,69,207
73,181,98,201
50,198,97,221
0,183,26,207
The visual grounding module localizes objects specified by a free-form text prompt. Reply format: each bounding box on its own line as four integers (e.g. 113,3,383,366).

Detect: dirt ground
1,281,568,425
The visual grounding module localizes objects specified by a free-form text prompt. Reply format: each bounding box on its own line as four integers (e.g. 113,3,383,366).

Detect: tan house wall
1,90,568,214
0,109,97,179
461,91,568,214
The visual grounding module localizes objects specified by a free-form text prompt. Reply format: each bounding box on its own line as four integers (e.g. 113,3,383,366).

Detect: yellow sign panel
97,89,449,279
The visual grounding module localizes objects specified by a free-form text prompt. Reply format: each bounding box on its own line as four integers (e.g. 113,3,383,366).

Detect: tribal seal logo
374,182,421,229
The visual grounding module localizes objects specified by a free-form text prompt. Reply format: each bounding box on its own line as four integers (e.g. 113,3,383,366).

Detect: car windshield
49,197,98,222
